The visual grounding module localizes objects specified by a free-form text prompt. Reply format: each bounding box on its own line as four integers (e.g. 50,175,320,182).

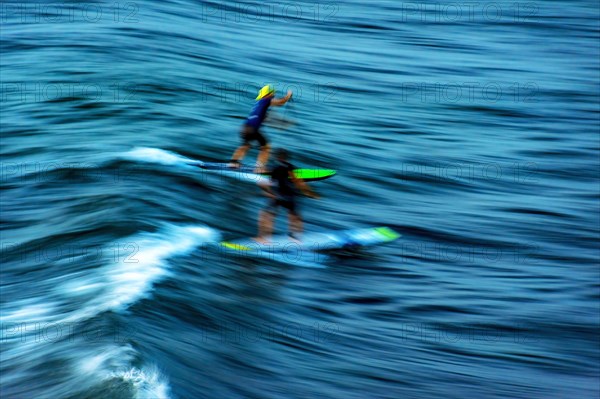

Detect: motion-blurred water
1,1,599,398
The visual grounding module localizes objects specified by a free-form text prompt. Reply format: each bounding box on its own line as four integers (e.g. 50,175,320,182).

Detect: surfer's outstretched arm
271,91,293,106
290,173,319,199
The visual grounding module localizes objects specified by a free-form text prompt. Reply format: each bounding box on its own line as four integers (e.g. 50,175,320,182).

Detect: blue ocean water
1,1,599,398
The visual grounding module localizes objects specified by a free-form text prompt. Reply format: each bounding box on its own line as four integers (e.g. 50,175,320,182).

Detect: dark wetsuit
241,97,271,147
266,161,298,215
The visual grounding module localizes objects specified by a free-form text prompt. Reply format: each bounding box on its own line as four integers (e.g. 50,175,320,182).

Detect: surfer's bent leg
265,198,279,216
284,199,302,239
256,201,277,242
230,125,254,165
255,132,270,173
256,210,271,241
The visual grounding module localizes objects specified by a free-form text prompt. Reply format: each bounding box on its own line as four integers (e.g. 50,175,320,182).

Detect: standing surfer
255,148,319,243
229,85,292,173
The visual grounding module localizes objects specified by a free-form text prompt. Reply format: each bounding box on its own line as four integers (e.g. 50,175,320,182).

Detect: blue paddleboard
198,162,336,182
220,226,400,253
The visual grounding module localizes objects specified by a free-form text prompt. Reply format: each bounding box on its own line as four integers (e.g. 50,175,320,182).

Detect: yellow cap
256,85,275,100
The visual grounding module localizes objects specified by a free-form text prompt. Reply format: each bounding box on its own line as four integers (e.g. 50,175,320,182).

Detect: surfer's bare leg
230,144,250,167
289,213,303,239
255,210,274,243
255,144,271,173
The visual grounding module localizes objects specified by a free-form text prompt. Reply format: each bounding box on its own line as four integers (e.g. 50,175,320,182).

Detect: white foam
67,224,219,321
0,301,55,323
99,224,219,312
75,345,173,399
121,147,201,168
79,345,137,376
1,224,213,397
114,366,172,399
1,224,220,326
